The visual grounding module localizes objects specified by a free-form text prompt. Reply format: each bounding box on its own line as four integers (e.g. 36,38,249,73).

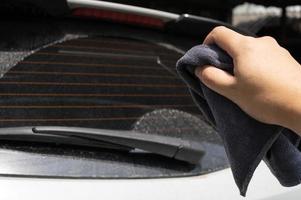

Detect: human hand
195,26,301,134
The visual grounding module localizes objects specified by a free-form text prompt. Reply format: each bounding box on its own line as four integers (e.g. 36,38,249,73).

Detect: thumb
195,65,236,98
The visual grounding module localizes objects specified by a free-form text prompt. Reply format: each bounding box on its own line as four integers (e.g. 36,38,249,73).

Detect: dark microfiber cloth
176,44,301,196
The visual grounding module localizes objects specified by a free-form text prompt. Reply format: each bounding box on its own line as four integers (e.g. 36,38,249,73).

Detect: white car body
1,162,301,200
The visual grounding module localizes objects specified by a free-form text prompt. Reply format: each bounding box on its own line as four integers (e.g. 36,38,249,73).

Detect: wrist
276,89,301,136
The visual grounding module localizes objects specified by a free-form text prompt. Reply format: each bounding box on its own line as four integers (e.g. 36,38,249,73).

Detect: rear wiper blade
0,127,131,151
0,126,204,164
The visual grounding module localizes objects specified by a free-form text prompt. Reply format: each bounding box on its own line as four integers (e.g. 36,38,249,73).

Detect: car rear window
0,19,228,178
0,37,197,130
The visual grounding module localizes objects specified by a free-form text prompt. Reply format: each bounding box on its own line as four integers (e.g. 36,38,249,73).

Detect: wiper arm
0,127,132,151
0,126,204,164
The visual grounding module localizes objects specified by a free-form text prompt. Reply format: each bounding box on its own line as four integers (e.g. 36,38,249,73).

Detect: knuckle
211,26,226,35
279,46,290,55
261,36,278,44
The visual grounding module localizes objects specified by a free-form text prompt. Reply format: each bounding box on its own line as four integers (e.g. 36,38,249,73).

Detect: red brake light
72,8,165,28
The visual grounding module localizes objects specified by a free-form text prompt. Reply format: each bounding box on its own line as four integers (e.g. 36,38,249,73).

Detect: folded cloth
176,44,301,196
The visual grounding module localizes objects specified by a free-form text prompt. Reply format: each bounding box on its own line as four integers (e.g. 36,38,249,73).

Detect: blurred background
106,0,301,61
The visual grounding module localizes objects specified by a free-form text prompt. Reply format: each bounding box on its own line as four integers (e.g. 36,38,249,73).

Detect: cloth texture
176,44,301,196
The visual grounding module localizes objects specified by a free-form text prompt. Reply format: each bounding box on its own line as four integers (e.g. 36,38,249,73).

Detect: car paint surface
1,162,301,200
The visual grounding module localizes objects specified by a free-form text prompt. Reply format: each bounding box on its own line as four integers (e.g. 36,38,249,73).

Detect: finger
195,65,236,98
203,26,246,57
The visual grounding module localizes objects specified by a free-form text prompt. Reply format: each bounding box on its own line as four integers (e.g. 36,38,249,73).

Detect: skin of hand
195,26,301,135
